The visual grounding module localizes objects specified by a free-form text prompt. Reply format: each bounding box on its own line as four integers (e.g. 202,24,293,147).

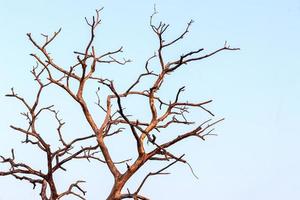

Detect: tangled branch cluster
1,8,239,200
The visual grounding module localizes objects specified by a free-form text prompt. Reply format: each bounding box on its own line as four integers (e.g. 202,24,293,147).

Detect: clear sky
1,0,300,199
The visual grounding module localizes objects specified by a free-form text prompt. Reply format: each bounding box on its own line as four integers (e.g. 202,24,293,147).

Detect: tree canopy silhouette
0,8,239,200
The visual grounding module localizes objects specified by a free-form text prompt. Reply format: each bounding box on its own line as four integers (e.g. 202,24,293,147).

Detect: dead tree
1,8,239,200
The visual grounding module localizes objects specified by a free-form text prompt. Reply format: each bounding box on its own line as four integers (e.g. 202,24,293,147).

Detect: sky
1,0,300,199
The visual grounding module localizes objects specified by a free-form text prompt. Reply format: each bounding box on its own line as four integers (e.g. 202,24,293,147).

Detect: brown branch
27,33,81,81
157,118,225,150
105,81,144,155
166,45,239,73
133,154,185,197
162,20,194,48
57,180,86,200
5,88,31,111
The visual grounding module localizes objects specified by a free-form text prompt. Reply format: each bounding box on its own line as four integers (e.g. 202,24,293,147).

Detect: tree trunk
106,180,125,200
106,157,147,200
48,176,59,200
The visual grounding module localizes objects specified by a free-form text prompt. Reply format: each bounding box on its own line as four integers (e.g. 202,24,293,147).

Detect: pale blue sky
1,0,300,199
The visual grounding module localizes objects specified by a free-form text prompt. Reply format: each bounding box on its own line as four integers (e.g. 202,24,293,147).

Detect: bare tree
0,8,239,200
